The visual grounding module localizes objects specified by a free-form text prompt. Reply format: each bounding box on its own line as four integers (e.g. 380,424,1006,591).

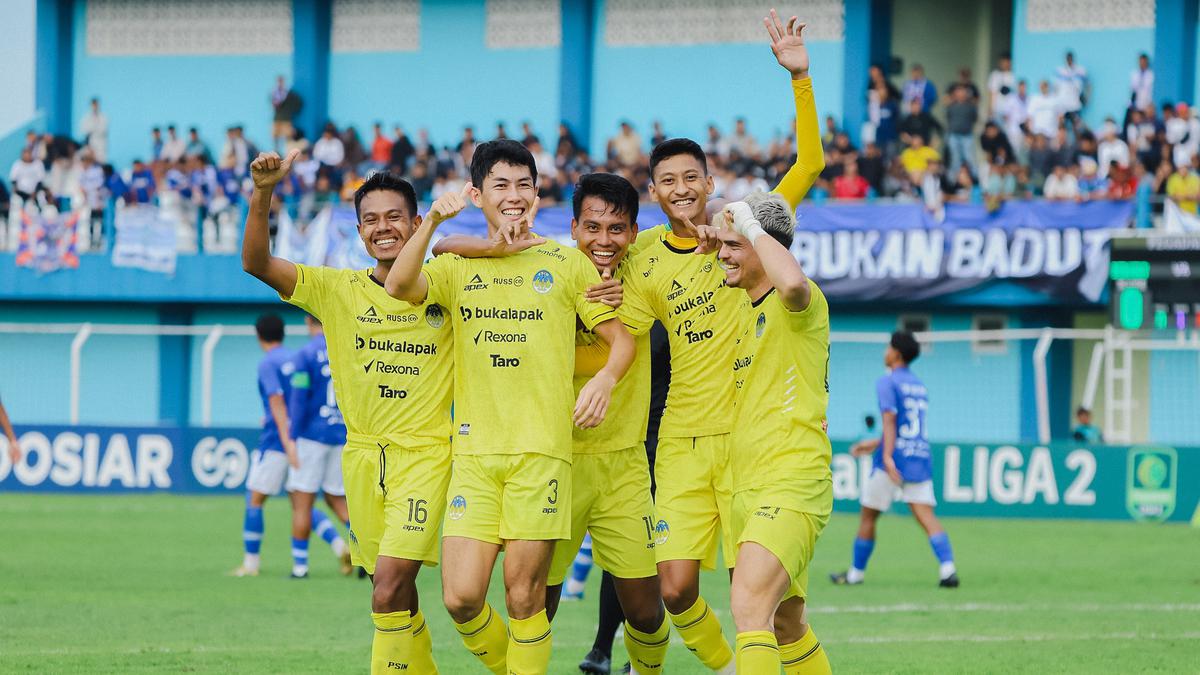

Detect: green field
1,494,1197,673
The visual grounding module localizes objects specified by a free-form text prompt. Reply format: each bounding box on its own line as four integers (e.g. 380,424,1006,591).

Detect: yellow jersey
422,241,616,460
731,282,831,491
282,264,454,447
572,256,652,454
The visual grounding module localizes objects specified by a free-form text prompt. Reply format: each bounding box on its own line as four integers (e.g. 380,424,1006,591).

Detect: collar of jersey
663,230,698,253
751,287,776,308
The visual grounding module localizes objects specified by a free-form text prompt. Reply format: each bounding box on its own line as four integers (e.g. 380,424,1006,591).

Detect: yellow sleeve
617,269,656,337
420,254,460,308
630,224,665,257
280,263,328,320
772,76,825,210
574,330,608,376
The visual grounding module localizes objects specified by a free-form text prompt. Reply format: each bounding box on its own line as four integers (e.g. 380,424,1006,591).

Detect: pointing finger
460,181,473,199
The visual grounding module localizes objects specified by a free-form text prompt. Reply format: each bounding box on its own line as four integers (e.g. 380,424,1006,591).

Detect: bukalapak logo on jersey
357,306,383,324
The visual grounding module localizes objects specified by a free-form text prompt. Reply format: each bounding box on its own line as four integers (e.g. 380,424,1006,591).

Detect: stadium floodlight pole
1033,327,1054,444
69,323,93,425
200,324,225,427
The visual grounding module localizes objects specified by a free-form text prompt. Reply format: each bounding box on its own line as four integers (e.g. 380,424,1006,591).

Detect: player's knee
625,601,665,633
659,578,698,614
443,585,486,623
371,570,415,613
504,579,546,617
729,593,773,633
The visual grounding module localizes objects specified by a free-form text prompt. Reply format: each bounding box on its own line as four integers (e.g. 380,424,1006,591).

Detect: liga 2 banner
1,426,1196,524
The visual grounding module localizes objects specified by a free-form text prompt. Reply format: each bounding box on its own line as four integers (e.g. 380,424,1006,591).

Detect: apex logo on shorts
357,306,382,324
490,353,520,367
448,495,467,520
377,384,408,399
667,280,687,301
755,505,781,520
464,274,489,292
458,423,470,436
532,269,554,294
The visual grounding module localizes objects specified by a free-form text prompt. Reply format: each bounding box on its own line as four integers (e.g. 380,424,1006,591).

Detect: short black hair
470,139,537,188
572,172,639,224
1076,406,1091,416
255,314,285,343
649,138,707,177
865,414,876,429
354,171,418,220
890,331,921,364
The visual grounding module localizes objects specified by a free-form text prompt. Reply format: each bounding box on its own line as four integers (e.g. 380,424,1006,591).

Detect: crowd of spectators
6,55,1198,254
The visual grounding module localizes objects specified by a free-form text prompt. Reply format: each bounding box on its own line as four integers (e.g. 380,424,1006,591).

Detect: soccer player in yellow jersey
435,172,671,674
384,140,635,675
242,153,451,674
613,11,825,672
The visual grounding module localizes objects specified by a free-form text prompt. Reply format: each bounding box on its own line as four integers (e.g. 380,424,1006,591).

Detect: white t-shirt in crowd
1130,68,1154,111
312,137,345,167
9,159,46,194
1043,172,1079,200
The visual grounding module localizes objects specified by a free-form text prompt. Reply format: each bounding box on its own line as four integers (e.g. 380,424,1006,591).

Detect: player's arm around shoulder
242,150,300,297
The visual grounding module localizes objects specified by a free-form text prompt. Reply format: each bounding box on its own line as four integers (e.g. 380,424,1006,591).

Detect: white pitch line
836,631,1200,645
810,602,1200,614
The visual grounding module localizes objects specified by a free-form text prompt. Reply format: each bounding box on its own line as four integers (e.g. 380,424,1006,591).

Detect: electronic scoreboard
1109,233,1200,330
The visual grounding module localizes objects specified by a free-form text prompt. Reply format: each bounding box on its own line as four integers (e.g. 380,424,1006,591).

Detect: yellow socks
668,597,734,670
409,609,438,674
624,616,670,674
780,626,832,675
737,630,780,674
371,610,412,674
454,603,508,674
507,609,552,675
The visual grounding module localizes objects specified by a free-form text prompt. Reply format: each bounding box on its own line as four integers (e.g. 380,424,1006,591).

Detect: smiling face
357,189,419,262
571,196,636,272
474,161,536,233
650,153,712,227
715,228,762,289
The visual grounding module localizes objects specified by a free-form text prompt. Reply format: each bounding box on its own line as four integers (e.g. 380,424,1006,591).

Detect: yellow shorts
343,440,452,575
548,445,658,585
732,480,832,599
653,434,734,569
442,453,571,543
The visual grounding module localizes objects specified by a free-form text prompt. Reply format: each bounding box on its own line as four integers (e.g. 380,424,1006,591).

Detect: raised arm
725,201,812,311
384,182,472,303
766,11,825,209
573,318,635,428
242,150,299,296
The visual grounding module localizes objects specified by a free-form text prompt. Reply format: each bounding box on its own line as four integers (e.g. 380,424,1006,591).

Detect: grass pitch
1,494,1197,673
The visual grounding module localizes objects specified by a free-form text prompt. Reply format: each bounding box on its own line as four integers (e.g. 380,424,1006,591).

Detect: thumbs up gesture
427,181,474,227
586,266,624,308
250,149,299,190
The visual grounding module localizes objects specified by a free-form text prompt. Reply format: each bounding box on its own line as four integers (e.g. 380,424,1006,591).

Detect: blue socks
851,537,875,572
311,508,349,558
291,537,309,576
243,506,264,555
929,532,957,578
564,533,594,596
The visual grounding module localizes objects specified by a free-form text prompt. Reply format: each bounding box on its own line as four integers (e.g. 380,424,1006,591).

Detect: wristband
741,221,767,245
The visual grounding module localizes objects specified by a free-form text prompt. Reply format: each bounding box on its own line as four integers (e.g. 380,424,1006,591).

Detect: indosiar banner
2,428,1195,524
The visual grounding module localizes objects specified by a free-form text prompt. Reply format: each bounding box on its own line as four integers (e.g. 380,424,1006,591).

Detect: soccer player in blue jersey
831,331,959,588
285,313,354,578
232,313,300,577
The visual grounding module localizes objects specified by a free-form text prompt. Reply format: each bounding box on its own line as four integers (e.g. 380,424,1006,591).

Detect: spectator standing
945,85,979,178
833,159,870,199
1001,81,1029,150
899,98,943,145
369,123,392,169
1130,53,1154,113
186,127,211,162
390,126,415,173
521,121,540,146
900,134,940,181
947,68,981,103
1096,121,1130,178
151,127,164,162
858,142,886,194
608,121,643,167
80,97,109,162
341,126,367,170
1072,408,1103,444
1028,81,1061,139
1055,51,1089,123
979,122,1014,166
902,64,938,113
1026,133,1054,185
987,53,1015,120
408,161,433,202
271,76,303,152
1167,162,1200,214
727,118,760,159
77,151,107,249
875,85,901,157
312,124,345,170
650,121,667,148
555,123,578,158
1042,164,1080,201
128,159,157,204
8,149,46,202
162,125,187,163
222,126,250,176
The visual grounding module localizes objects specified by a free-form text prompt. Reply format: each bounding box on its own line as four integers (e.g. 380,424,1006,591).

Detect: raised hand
586,268,624,307
428,181,473,227
498,196,540,245
764,8,808,78
693,224,723,255
250,149,299,191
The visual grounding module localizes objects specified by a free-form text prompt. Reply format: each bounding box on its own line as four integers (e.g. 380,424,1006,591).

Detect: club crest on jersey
425,304,445,328
654,519,670,545
532,269,554,294
448,495,467,520
756,311,766,338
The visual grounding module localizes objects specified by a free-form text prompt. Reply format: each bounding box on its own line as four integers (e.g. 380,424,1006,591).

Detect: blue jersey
217,168,242,202
130,169,156,203
286,334,346,445
872,366,931,482
257,345,295,452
